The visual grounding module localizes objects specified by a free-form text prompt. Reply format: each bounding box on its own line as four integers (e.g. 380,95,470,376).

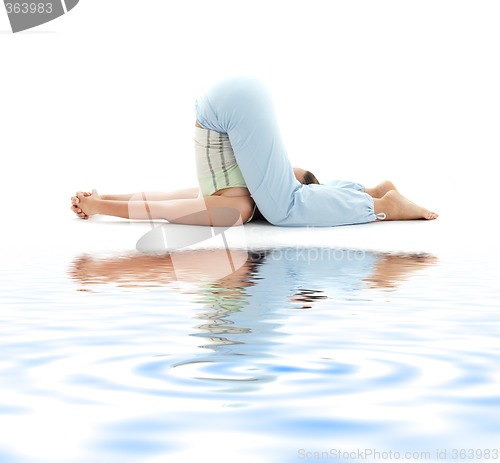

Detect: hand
75,189,101,218
71,191,90,219
71,190,101,219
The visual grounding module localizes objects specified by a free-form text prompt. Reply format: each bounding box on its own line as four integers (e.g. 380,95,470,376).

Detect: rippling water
1,244,500,463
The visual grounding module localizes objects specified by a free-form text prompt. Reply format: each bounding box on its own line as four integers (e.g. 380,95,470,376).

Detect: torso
195,120,252,199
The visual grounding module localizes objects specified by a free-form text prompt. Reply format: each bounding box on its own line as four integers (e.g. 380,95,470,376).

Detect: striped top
194,126,247,196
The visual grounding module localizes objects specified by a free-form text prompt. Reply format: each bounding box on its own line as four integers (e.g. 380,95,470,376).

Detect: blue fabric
323,179,366,192
195,76,377,227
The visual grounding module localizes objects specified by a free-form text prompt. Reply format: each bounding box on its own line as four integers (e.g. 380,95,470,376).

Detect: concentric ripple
1,248,500,462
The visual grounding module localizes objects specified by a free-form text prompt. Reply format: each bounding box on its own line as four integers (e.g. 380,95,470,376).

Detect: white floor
6,211,493,262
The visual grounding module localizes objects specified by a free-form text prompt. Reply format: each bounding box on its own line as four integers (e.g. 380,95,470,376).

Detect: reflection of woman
69,247,436,392
70,249,437,300
69,248,437,384
71,77,437,227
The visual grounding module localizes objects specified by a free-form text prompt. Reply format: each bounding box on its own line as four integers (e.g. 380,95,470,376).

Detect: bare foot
376,190,438,220
364,253,439,290
365,180,397,198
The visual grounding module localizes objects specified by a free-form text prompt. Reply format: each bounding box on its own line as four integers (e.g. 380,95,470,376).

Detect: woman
71,77,437,226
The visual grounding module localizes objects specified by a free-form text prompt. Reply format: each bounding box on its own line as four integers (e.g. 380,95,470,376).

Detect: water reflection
69,248,437,388
70,248,437,296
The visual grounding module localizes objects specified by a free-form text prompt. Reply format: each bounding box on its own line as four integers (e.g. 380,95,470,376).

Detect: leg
364,180,397,199
323,179,365,190
195,77,378,227
324,179,396,199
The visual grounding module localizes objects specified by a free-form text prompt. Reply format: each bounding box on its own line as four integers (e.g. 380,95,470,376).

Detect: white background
1,0,499,246
1,4,500,461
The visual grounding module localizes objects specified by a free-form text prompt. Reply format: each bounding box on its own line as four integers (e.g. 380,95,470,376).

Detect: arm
71,188,200,219
75,193,254,226
101,187,200,201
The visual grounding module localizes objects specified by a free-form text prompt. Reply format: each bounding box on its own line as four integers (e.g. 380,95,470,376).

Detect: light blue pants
195,76,378,227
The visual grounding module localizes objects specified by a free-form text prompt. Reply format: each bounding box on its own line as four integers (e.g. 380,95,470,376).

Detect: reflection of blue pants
195,76,377,227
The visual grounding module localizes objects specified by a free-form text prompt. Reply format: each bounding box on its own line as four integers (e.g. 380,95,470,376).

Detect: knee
218,76,271,107
223,76,267,93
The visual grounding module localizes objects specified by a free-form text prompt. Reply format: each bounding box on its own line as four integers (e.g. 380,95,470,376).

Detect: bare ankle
374,191,397,220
